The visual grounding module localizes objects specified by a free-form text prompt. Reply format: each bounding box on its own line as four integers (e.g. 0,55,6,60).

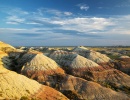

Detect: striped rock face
0,50,68,100
0,41,15,53
17,50,42,67
46,74,129,100
12,50,44,72
49,50,99,68
73,46,111,64
0,66,68,100
49,50,130,91
114,57,130,75
20,52,65,82
49,50,104,77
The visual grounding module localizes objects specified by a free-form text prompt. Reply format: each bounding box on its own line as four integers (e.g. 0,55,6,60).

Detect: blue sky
0,0,130,46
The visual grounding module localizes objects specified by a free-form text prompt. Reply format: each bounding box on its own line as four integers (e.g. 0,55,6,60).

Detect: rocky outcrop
15,50,65,82
114,57,130,75
8,50,43,72
73,46,111,64
0,50,68,100
73,47,116,76
49,50,103,77
0,41,15,53
16,50,42,67
0,41,130,99
45,74,129,100
119,56,130,59
49,50,130,92
0,66,68,100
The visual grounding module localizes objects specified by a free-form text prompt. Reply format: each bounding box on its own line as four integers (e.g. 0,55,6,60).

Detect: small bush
20,96,29,100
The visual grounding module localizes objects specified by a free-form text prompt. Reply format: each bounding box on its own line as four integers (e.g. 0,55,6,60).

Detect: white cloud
3,7,130,36
1,7,29,16
37,8,73,16
6,16,25,24
51,21,65,25
6,22,19,25
0,28,29,33
51,17,114,33
77,3,89,11
10,8,29,15
64,12,73,16
80,5,89,11
44,8,62,16
1,6,130,44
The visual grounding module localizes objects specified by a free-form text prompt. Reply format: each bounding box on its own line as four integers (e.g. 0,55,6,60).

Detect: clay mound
20,52,65,82
0,41,15,53
71,54,100,68
114,57,130,75
49,50,99,68
90,69,130,87
49,50,105,77
47,74,129,100
16,50,42,68
71,64,130,91
0,51,68,100
0,66,68,100
119,56,130,59
49,50,77,62
73,46,89,51
73,46,111,64
49,50,130,91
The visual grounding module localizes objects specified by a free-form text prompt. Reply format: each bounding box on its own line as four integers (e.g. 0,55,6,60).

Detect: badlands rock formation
15,50,65,82
49,74,129,100
73,46,115,72
49,50,103,76
0,67,68,100
0,41,15,53
0,50,68,100
49,50,130,91
73,46,111,64
0,41,130,100
16,50,42,67
114,56,130,75
119,56,130,59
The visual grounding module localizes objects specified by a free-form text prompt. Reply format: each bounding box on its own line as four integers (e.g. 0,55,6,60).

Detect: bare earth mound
0,41,15,53
49,50,130,93
18,51,65,82
49,50,103,77
0,41,130,99
73,46,111,64
0,67,68,100
45,74,129,100
0,53,68,100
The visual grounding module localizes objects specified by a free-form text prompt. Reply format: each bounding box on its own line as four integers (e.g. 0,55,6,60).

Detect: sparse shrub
107,55,120,60
99,82,118,91
26,90,30,94
120,86,130,94
62,90,81,100
20,96,29,100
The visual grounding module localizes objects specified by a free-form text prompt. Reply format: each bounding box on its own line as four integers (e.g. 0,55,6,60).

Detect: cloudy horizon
0,0,130,46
